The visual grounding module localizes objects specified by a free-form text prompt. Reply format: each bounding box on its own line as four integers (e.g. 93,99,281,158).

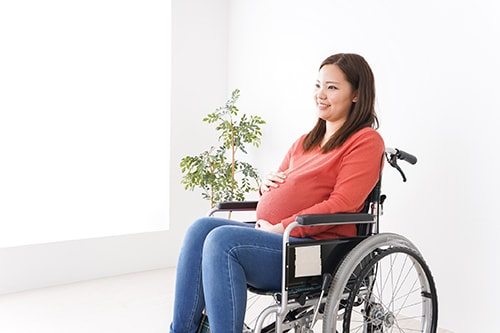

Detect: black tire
322,234,438,333
343,246,438,332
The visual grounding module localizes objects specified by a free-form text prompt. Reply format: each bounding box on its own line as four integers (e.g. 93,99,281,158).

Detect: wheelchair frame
208,148,438,333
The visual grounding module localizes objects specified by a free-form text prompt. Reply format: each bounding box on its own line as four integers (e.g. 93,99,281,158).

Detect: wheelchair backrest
356,179,382,236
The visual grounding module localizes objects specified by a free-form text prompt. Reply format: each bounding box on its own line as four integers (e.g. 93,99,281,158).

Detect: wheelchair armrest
208,201,259,216
295,213,374,226
215,201,258,210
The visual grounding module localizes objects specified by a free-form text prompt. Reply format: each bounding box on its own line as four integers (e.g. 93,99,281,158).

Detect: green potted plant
180,89,266,208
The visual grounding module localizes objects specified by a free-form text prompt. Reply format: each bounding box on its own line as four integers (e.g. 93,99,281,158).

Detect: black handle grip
396,149,418,165
321,273,332,292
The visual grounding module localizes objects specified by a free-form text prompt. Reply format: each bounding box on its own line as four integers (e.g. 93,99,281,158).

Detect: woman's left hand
255,219,284,234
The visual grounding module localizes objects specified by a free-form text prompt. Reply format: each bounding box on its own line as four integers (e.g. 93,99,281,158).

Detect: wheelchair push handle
396,148,417,165
385,147,418,182
385,147,417,165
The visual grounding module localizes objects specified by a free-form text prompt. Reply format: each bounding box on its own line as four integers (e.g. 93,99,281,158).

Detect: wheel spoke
335,246,437,332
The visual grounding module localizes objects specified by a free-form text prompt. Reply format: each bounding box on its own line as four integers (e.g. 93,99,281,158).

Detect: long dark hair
303,53,379,152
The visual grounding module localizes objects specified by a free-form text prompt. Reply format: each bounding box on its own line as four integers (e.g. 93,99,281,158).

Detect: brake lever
394,162,407,182
386,151,408,182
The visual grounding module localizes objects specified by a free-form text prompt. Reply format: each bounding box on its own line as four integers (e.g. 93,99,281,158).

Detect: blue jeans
169,217,303,333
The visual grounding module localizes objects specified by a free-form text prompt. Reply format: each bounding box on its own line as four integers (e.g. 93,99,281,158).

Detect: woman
170,53,385,333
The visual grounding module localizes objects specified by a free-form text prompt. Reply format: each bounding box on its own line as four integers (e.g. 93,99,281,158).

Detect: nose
316,87,326,100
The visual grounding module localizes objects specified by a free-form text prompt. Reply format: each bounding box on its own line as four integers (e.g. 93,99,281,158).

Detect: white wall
3,1,498,331
0,0,230,295
169,0,231,257
225,1,500,332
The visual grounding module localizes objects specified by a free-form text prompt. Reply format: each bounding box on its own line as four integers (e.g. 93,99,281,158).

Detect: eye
314,83,320,89
327,85,337,90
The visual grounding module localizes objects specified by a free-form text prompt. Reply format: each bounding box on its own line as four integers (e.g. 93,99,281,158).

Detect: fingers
255,220,284,234
255,219,271,230
260,171,286,192
268,171,286,183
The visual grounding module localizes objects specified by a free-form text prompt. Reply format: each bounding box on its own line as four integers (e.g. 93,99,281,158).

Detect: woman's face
314,64,358,127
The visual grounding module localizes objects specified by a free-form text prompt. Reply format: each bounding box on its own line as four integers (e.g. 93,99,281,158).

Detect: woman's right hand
259,171,286,193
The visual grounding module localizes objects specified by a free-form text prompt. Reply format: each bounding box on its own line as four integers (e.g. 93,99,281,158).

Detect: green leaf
179,89,265,207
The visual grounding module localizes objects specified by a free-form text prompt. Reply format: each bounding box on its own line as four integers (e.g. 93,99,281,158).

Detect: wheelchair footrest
248,285,322,306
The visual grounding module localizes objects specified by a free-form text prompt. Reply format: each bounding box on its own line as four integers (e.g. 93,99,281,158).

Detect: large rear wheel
322,233,438,333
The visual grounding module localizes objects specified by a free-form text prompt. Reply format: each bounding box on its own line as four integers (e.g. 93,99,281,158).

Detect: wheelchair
208,148,438,333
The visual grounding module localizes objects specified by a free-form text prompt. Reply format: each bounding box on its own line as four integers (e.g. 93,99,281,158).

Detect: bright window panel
0,0,171,247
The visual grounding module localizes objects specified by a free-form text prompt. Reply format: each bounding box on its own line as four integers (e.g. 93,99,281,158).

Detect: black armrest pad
215,201,258,210
296,213,374,226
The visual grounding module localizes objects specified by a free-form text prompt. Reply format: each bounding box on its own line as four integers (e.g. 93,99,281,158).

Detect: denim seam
227,253,236,333
227,244,282,332
187,268,202,332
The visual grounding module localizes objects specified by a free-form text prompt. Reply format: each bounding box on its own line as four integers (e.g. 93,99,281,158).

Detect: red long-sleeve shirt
256,127,384,240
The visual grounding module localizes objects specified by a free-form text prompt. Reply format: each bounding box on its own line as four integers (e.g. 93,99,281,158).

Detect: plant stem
210,161,216,208
231,116,236,193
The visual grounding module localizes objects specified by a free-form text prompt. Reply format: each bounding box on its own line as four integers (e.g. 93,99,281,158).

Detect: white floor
0,268,454,333
0,268,175,333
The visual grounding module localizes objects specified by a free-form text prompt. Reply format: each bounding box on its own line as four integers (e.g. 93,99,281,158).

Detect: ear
352,90,359,103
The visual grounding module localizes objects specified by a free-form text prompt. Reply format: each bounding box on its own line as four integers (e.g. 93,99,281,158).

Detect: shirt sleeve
281,130,385,238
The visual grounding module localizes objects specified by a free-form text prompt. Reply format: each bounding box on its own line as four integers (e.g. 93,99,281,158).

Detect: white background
1,0,498,331
0,0,170,247
215,1,499,331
